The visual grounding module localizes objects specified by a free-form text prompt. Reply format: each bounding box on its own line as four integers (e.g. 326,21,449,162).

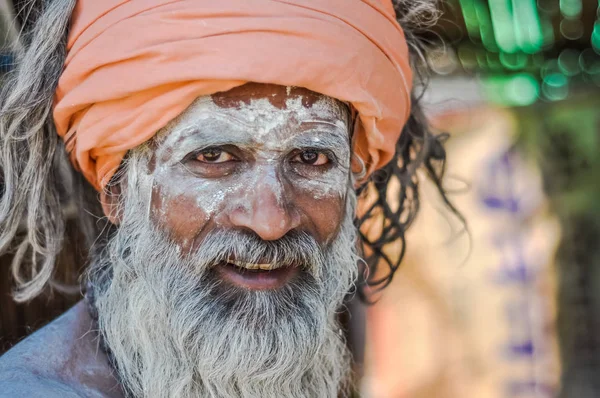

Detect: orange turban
54,0,413,191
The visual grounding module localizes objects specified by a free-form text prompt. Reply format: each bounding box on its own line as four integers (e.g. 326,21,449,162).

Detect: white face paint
143,90,352,250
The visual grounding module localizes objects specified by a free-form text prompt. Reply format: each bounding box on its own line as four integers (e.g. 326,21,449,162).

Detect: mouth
215,259,300,290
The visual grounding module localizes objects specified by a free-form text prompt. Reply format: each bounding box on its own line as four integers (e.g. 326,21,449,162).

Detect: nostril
229,204,297,241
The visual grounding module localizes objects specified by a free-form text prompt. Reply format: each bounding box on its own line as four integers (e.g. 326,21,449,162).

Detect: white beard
88,153,359,398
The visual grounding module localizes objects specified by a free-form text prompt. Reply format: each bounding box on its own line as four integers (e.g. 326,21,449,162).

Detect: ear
100,182,124,225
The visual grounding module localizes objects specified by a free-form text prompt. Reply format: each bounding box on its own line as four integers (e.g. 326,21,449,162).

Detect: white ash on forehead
156,93,349,143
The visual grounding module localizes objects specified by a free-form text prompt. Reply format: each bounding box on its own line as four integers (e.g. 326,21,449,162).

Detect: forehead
211,83,344,111
155,83,351,146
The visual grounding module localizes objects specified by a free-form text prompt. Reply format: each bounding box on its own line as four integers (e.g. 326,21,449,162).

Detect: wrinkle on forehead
210,83,343,111
157,93,348,138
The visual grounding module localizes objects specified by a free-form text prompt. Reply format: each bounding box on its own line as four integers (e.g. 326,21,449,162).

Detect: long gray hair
0,0,77,301
0,0,444,302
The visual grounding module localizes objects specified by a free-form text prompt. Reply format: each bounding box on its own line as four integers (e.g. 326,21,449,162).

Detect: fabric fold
54,0,412,190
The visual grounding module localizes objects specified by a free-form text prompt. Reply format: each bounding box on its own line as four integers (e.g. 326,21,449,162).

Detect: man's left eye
292,150,329,166
196,148,235,163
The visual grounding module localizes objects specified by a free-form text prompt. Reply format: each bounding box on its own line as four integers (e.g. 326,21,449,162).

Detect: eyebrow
161,120,253,163
177,126,253,148
290,129,349,151
161,118,350,164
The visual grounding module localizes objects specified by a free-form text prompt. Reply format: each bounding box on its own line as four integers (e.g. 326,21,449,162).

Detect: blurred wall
363,105,562,398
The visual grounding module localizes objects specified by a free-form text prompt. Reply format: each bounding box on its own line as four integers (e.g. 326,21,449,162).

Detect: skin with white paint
140,86,352,262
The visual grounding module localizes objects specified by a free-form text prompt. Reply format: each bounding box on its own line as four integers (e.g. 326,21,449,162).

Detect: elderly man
0,0,453,397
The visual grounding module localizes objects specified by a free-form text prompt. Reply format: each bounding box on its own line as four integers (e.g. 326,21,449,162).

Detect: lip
215,261,300,290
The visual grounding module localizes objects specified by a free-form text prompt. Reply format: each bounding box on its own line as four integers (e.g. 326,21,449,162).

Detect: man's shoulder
0,301,122,397
0,303,77,375
0,305,86,397
0,367,83,398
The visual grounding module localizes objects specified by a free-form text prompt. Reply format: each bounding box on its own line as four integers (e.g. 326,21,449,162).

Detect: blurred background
1,1,600,397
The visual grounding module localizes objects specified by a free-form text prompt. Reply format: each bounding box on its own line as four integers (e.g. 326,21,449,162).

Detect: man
0,0,453,397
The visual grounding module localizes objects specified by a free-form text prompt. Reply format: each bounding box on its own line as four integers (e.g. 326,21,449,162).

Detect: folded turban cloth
54,0,413,191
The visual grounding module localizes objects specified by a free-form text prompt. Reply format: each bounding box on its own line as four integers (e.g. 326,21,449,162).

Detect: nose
228,170,301,241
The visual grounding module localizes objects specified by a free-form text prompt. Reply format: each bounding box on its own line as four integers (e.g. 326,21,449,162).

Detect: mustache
186,229,325,276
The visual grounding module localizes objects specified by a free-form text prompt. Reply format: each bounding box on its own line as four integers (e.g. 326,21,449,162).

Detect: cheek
150,183,210,252
293,188,346,243
287,168,350,243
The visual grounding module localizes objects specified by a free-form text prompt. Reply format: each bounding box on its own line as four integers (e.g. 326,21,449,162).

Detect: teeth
229,259,279,271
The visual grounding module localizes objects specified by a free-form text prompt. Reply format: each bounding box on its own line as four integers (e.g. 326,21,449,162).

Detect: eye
292,150,330,166
196,148,235,163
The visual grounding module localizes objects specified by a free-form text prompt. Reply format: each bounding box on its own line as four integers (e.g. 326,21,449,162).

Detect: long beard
88,162,359,398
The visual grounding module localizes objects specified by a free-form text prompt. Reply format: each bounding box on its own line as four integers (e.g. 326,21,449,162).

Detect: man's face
144,83,351,290
94,83,358,397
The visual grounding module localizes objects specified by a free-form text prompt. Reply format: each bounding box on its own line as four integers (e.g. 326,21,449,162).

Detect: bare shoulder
0,368,84,397
0,301,124,398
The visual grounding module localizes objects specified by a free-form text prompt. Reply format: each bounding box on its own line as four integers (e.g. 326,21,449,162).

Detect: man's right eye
196,148,235,163
291,150,330,166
